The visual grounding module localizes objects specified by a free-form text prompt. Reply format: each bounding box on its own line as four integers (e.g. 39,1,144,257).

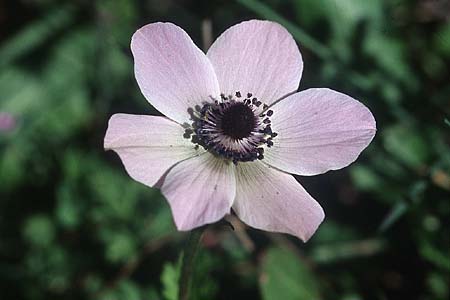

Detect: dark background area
0,0,449,299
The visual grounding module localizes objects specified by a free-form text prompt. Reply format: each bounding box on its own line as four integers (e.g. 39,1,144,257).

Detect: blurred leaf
427,272,449,299
294,0,383,33
419,242,450,272
0,5,75,68
102,230,137,264
190,250,219,300
95,0,138,44
312,221,358,244
364,32,416,88
23,214,55,248
99,280,141,300
0,68,46,116
311,239,385,264
161,260,180,300
237,0,332,59
56,183,81,229
378,201,408,232
350,165,384,192
260,247,321,300
433,23,450,57
294,0,383,62
382,125,431,169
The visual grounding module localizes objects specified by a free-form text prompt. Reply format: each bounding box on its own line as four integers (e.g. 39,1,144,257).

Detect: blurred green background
1,0,449,299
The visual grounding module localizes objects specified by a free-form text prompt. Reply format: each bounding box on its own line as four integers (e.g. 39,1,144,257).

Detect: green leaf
311,239,385,264
23,214,55,248
99,280,142,300
350,165,384,192
364,32,416,88
161,261,181,300
56,184,81,229
419,242,450,271
0,5,75,68
260,247,321,300
427,272,449,299
236,0,331,59
382,125,431,169
104,231,137,264
433,23,450,57
378,201,408,232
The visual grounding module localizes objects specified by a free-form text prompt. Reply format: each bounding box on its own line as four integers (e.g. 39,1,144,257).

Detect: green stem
178,227,205,300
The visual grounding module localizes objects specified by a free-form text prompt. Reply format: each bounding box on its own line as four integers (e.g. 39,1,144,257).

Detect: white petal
265,88,376,175
207,20,303,105
160,154,236,230
233,161,324,241
131,22,220,124
104,114,203,187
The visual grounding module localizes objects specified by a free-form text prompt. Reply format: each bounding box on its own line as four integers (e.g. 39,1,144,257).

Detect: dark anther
235,91,241,98
271,132,278,138
263,104,269,110
256,101,262,107
191,135,199,144
183,128,193,139
258,154,264,160
263,118,271,124
266,110,273,116
264,126,272,134
195,105,201,112
247,93,252,98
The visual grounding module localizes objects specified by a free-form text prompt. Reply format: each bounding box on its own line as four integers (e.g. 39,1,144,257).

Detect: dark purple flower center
219,102,256,140
184,92,277,164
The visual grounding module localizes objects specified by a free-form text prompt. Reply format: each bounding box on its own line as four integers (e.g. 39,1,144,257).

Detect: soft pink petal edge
233,161,324,242
104,114,203,187
207,19,303,105
131,22,220,124
160,153,236,230
265,88,376,176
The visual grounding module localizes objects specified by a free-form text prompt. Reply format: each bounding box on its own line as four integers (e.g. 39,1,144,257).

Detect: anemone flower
104,20,376,241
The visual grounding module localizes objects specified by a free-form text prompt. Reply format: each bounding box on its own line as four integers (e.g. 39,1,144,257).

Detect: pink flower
0,112,16,132
104,20,376,241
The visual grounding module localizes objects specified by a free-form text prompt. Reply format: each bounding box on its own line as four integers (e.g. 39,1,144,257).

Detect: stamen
187,92,278,163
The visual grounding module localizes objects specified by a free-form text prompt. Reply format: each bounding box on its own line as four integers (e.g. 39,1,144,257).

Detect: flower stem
178,227,205,300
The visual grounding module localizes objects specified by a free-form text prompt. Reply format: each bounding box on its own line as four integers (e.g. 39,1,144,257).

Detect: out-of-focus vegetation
0,0,449,299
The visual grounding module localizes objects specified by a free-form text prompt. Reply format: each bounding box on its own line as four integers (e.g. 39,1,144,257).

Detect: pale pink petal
233,162,324,241
207,20,303,105
131,22,220,124
160,154,236,230
265,88,376,176
104,114,203,187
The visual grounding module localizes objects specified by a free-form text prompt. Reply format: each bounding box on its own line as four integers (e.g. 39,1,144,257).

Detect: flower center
185,92,277,164
219,102,256,139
